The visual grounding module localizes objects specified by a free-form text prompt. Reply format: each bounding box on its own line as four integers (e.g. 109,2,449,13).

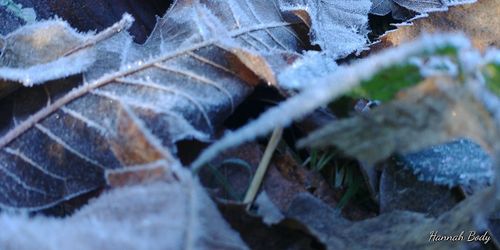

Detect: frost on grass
397,139,494,187
0,174,248,250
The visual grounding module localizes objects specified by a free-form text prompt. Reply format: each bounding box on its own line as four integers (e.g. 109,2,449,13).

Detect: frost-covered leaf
280,0,371,57
298,78,496,165
370,0,476,19
392,0,447,13
0,174,248,250
381,0,498,51
287,190,494,249
371,0,397,16
370,0,422,20
0,14,133,86
398,139,494,187
0,0,308,210
227,0,373,84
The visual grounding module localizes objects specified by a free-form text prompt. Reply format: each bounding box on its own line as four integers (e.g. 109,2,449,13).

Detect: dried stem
243,127,283,207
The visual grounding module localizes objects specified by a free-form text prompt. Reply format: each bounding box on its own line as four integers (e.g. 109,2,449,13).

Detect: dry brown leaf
380,0,500,51
108,103,174,167
103,103,176,187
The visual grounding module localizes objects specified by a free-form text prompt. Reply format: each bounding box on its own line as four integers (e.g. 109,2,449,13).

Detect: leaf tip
120,13,135,31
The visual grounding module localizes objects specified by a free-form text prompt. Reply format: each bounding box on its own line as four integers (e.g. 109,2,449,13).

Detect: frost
255,192,285,225
278,51,337,90
0,53,94,86
398,139,494,187
485,49,500,64
371,0,395,16
410,56,459,77
370,0,421,20
393,0,448,13
370,0,477,19
442,0,477,7
280,0,371,57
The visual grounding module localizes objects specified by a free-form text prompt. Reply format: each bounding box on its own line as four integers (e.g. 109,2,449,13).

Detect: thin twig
243,127,283,208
